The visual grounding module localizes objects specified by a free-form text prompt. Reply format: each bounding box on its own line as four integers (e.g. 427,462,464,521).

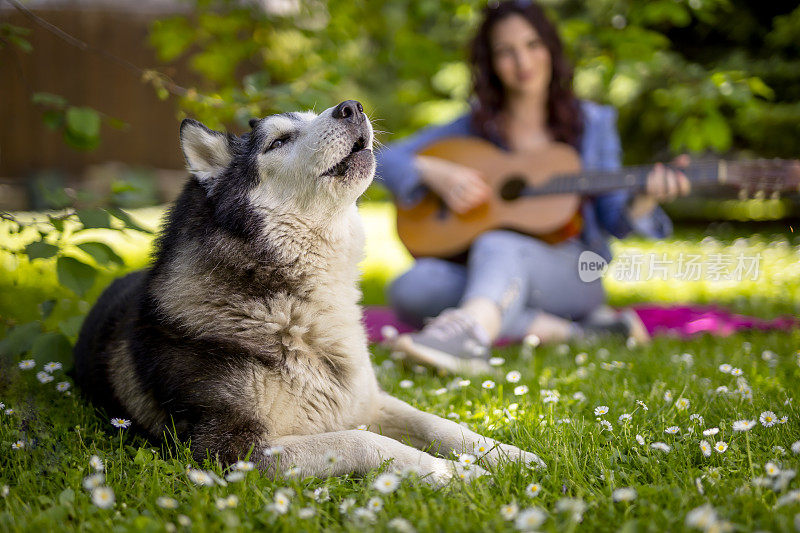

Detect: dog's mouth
321,136,369,177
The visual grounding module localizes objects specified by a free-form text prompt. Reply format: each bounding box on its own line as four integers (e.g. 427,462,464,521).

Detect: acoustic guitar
395,137,800,258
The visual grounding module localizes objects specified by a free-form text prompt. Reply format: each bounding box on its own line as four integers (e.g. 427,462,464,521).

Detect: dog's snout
332,100,364,124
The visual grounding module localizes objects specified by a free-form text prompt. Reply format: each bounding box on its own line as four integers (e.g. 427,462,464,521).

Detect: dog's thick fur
74,101,543,483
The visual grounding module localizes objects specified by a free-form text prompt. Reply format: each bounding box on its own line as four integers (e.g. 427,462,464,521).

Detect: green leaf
106,208,154,234
77,242,124,266
76,209,112,229
41,110,64,130
58,488,75,506
59,316,84,338
39,299,57,319
65,107,100,139
30,332,73,367
56,256,97,296
31,92,67,107
25,240,59,260
0,322,41,357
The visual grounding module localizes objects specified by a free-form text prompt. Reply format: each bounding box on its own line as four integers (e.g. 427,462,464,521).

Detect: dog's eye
265,135,291,153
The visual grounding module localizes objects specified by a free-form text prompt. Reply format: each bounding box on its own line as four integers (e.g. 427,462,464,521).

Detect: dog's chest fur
150,203,378,437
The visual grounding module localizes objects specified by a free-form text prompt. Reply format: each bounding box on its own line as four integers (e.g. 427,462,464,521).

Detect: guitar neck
525,161,727,196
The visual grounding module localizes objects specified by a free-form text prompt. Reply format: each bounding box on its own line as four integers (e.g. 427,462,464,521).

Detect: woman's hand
415,155,491,214
629,155,691,219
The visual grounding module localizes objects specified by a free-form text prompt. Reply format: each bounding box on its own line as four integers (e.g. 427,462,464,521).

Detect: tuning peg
771,191,780,200
754,189,765,200
738,188,747,201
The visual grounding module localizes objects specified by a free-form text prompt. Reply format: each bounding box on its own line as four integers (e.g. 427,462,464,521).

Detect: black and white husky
74,101,543,484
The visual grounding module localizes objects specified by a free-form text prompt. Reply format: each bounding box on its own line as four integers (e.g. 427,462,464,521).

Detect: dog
73,100,544,484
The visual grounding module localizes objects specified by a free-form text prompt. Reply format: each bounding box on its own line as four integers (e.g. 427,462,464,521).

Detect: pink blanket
363,305,798,344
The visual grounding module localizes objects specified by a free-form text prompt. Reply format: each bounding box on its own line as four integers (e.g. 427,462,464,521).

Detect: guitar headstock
724,159,800,199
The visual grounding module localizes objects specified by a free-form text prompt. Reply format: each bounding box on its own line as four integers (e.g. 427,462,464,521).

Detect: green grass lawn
1,203,800,532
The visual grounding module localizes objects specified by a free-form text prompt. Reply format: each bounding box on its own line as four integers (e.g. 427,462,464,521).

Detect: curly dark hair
469,0,583,147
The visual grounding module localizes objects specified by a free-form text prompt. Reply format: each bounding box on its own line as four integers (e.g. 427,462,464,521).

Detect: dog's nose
332,100,364,124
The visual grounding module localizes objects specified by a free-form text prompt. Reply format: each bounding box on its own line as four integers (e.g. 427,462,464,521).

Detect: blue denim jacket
375,100,672,261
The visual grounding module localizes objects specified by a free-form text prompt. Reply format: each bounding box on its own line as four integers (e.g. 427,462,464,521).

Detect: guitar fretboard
522,161,725,197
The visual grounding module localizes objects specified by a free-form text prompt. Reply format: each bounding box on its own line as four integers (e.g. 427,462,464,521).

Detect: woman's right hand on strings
415,155,491,214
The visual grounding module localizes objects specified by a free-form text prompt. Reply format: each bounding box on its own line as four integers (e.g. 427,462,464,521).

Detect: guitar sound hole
500,176,526,201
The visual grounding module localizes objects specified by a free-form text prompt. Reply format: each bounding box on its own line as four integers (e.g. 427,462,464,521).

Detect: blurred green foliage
147,0,800,165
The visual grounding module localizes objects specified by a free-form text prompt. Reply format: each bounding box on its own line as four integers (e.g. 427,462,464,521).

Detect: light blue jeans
388,230,606,341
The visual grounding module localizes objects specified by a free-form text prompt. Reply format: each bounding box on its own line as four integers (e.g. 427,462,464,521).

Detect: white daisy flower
702,427,720,436
675,398,690,410
506,370,521,383
380,325,399,341
82,473,105,490
5,409,14,415
685,504,718,530
110,418,131,429
399,379,413,389
352,508,377,523
458,453,476,466
665,426,680,435
18,360,35,370
0,486,8,498
573,392,587,402
765,462,780,477
774,446,787,456
699,440,712,457
636,400,649,411
272,491,291,513
594,405,609,416
514,385,529,396
599,420,613,432
339,497,356,514
515,507,546,530
732,419,756,431
284,466,301,477
635,434,645,445
650,442,671,453
791,441,800,455
523,335,541,348
234,460,254,471
718,363,732,374
689,414,704,425
177,515,191,526
612,487,637,502
776,490,800,507
89,455,103,471
489,357,505,366
714,441,728,453
525,483,541,497
482,380,496,390
555,498,586,521
618,413,632,424
388,517,415,533
36,371,54,384
56,381,71,392
542,393,559,404
432,387,447,396
779,416,788,424
500,502,519,520
225,471,245,482
264,445,284,456
760,411,777,427
730,367,743,376
91,486,115,509
374,473,400,494
367,496,383,512
11,441,24,450
156,496,179,509
298,507,315,519
43,362,62,373
186,469,214,486
663,390,673,402
715,386,729,394
574,352,588,365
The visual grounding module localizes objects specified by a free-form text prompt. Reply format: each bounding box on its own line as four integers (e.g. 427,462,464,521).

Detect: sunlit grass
1,203,799,531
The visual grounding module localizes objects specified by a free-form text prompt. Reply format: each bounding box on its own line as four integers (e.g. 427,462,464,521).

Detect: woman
376,0,689,373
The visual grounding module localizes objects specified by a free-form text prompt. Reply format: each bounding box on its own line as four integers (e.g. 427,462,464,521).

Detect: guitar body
396,137,583,258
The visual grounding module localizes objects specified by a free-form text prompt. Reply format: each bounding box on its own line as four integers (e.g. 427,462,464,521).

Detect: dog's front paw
483,443,546,470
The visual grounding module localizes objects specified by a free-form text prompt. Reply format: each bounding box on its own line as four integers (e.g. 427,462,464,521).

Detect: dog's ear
179,119,233,182
248,118,260,129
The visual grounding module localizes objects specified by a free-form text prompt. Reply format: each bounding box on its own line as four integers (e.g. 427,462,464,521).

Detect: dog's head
179,101,375,219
